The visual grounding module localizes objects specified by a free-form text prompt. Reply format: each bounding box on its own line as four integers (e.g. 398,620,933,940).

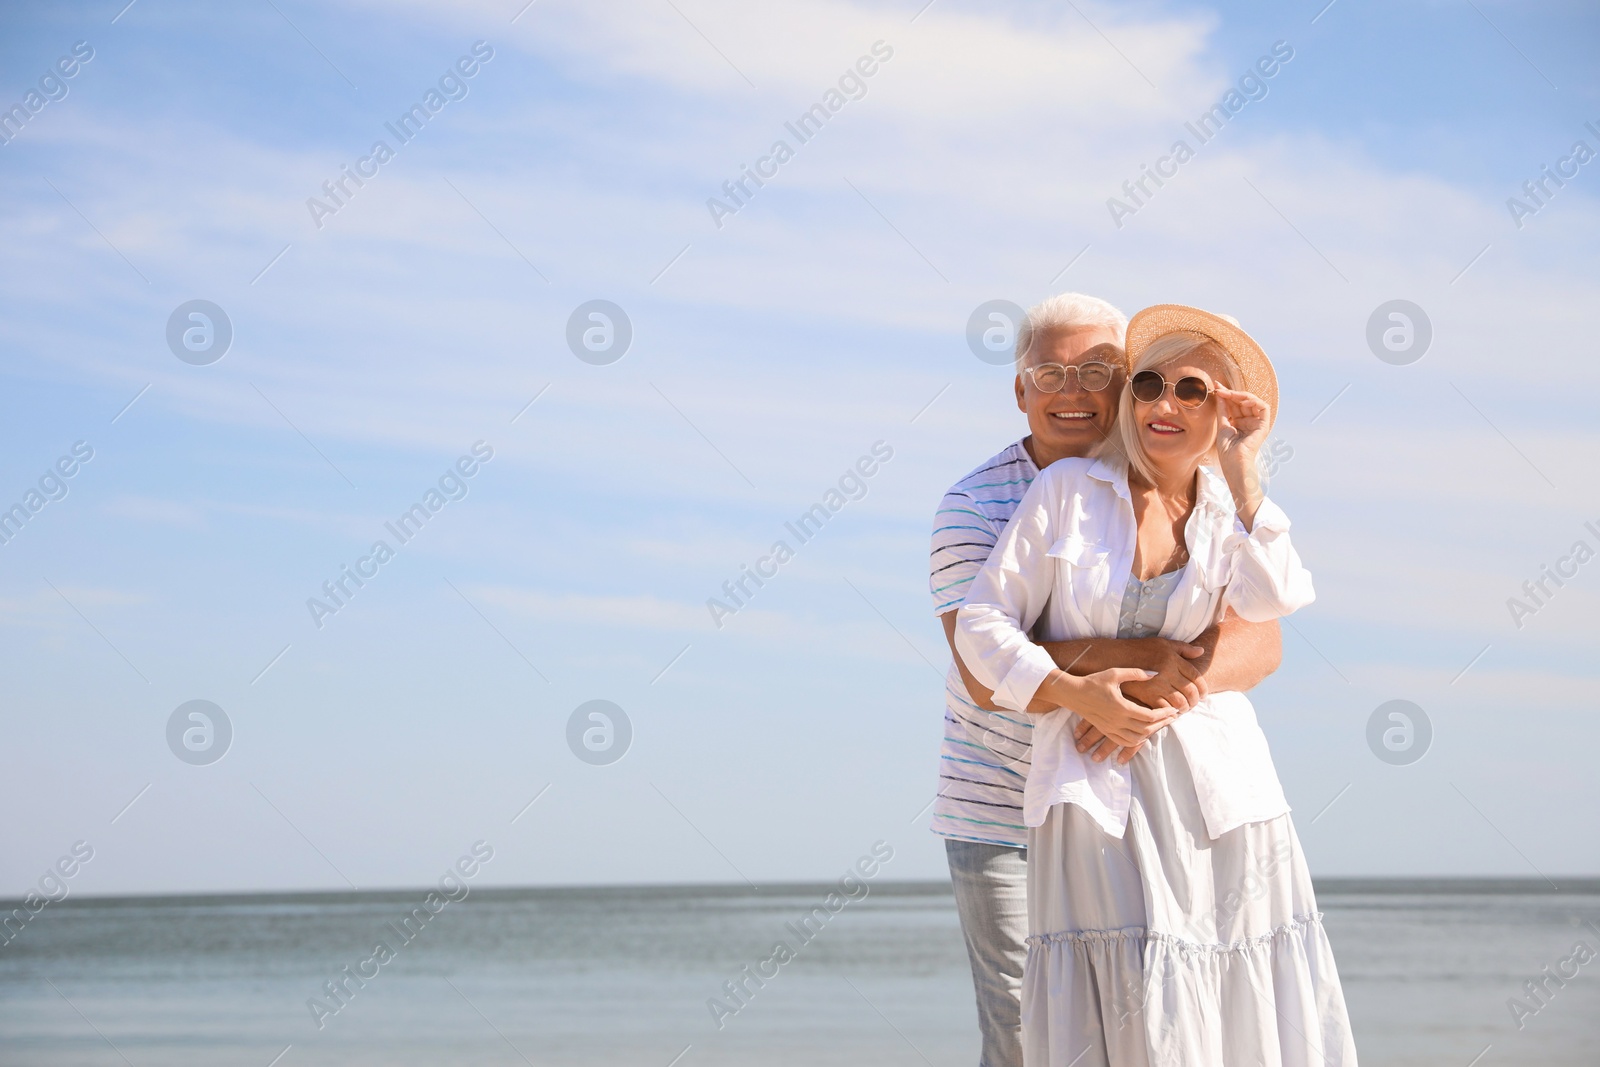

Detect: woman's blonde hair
1105,332,1241,484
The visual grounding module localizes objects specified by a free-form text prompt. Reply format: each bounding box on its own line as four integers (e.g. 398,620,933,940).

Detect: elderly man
929,292,1283,1067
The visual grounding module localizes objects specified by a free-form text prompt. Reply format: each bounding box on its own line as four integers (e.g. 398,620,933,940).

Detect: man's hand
1050,636,1205,704
1120,640,1207,711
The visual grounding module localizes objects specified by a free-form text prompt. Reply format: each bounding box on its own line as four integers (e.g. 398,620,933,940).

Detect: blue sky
1,0,1597,897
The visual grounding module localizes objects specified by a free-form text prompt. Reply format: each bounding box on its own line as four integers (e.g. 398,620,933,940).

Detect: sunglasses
1022,360,1115,393
1129,370,1212,408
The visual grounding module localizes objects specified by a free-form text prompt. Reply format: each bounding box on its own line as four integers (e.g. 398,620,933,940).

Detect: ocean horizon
2,878,1596,1065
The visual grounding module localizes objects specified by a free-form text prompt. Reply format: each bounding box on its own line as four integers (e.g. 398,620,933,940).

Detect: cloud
466,585,706,631
349,0,1213,118
458,580,945,671
0,585,150,629
101,495,208,528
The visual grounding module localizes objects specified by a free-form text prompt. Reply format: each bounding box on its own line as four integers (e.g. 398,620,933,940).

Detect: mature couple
929,294,1357,1065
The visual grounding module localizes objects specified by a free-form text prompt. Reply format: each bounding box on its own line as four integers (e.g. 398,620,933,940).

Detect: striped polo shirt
929,439,1038,848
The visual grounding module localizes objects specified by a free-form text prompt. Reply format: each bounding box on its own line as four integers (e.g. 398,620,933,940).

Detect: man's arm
944,611,1175,743
941,613,1205,713
943,608,1278,713
1066,610,1280,705
1188,610,1281,693
1072,610,1282,763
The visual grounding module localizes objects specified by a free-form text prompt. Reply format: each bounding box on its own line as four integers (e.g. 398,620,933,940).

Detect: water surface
1,879,1596,1065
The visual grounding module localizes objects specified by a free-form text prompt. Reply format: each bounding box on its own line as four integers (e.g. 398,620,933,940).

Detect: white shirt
954,454,1314,840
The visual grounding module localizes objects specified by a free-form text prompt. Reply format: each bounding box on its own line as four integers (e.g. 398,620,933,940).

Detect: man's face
1014,326,1125,461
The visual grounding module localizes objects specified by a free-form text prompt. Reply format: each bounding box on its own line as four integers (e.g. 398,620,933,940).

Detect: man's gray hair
1015,292,1128,371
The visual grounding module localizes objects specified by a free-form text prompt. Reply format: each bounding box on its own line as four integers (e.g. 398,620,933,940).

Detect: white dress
1022,572,1358,1066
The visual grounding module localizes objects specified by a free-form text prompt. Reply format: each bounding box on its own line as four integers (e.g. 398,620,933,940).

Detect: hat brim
1124,305,1278,427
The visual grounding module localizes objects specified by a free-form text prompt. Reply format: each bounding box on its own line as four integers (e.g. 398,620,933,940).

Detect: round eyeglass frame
1128,370,1212,408
1022,360,1116,393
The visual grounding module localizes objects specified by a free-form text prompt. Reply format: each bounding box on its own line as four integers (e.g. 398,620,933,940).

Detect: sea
1,879,1596,1066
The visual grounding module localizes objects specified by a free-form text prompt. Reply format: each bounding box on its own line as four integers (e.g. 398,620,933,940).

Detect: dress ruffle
1025,911,1357,1066
1022,730,1358,1066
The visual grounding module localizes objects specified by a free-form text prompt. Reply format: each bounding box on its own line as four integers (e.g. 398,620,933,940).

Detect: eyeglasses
1129,370,1211,408
1022,360,1115,393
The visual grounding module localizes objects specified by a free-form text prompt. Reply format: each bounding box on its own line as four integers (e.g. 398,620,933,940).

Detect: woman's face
1130,350,1230,478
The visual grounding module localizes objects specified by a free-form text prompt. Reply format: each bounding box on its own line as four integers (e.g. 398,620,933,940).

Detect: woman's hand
1074,641,1207,762
1213,385,1270,529
1076,692,1183,764
1040,667,1180,750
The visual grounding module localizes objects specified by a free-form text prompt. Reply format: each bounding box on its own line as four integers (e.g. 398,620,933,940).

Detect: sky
1,0,1597,898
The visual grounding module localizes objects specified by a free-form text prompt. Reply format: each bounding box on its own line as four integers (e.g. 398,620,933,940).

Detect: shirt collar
1012,438,1040,475
1080,453,1236,513
1084,453,1131,499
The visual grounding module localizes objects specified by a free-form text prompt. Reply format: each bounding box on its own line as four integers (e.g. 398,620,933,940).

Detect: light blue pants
946,838,1029,1067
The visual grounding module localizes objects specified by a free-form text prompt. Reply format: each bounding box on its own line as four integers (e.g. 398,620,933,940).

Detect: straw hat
1124,305,1278,427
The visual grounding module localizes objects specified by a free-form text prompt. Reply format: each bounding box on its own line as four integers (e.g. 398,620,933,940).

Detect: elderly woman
956,307,1357,1065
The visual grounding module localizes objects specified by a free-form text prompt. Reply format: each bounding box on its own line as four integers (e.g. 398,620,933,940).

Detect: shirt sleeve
953,471,1062,712
929,487,997,616
1221,497,1316,622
